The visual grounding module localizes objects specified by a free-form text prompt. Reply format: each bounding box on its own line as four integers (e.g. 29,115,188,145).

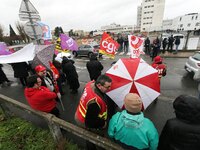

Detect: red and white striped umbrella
106,58,160,109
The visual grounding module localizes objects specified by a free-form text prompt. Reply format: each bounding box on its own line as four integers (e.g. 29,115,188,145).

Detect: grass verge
0,111,80,150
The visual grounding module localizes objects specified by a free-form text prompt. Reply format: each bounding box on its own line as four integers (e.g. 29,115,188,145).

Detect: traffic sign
19,13,41,21
24,21,43,39
19,0,39,14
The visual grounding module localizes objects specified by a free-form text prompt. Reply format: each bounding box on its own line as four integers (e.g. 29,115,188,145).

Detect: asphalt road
0,53,198,145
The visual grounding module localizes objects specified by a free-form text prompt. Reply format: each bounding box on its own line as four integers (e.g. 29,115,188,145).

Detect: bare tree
15,21,30,43
0,24,4,41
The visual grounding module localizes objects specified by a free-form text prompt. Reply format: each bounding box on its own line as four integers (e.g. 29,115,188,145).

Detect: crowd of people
144,35,181,61
1,47,200,150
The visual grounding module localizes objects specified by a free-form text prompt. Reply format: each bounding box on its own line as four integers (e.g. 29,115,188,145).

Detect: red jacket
152,63,167,78
24,86,57,112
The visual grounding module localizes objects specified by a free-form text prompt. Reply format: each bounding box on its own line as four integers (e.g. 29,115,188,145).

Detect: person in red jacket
151,56,167,80
24,75,59,117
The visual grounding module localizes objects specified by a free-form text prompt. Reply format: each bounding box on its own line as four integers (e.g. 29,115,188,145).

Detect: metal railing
0,94,123,150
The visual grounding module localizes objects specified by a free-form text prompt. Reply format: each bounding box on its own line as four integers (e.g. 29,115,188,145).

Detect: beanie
153,56,163,64
124,93,142,113
35,65,46,72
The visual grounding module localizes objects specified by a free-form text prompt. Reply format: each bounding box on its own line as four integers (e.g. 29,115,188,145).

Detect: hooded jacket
108,110,158,150
24,86,57,112
86,55,103,81
158,95,200,150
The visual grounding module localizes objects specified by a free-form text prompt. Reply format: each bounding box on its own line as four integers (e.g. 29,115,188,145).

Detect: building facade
100,23,135,34
140,0,165,32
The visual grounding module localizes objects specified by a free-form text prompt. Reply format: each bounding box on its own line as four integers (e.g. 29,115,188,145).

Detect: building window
179,17,182,21
192,16,194,20
187,23,191,27
196,16,198,20
180,24,183,27
196,22,200,26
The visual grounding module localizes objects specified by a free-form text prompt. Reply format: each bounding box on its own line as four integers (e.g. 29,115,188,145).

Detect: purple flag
60,34,78,51
0,43,12,55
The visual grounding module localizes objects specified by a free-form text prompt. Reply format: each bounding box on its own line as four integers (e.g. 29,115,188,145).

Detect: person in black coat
158,95,200,150
62,57,80,94
11,62,29,86
162,38,168,54
144,37,150,55
0,64,11,87
167,35,174,52
86,54,104,81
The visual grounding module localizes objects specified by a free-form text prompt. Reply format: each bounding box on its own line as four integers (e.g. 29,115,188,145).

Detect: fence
0,94,123,150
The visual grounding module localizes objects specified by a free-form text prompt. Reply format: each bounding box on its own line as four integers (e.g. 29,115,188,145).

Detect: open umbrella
32,44,55,70
106,57,160,109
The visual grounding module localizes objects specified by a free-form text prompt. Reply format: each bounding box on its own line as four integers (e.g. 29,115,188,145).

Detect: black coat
11,62,29,78
158,95,200,150
0,64,9,83
62,58,79,90
86,58,103,81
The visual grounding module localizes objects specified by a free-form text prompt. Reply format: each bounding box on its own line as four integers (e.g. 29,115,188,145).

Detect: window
192,16,194,20
196,22,200,26
187,23,191,27
180,24,183,27
179,17,182,21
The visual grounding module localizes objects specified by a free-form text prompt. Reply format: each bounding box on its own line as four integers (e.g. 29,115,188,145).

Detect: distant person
167,35,174,52
24,75,59,117
123,35,129,53
62,56,80,94
151,37,160,61
11,62,29,87
162,38,168,54
174,36,180,54
158,95,200,150
108,93,159,150
0,64,12,87
117,35,124,52
144,37,151,55
86,54,104,81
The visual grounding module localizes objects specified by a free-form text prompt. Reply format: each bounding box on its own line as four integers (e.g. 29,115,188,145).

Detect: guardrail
0,94,123,150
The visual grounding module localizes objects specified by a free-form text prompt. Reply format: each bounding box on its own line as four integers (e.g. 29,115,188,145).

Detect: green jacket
108,110,158,150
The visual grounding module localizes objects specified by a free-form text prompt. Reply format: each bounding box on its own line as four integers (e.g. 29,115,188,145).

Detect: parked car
185,51,200,76
8,44,26,53
72,44,100,58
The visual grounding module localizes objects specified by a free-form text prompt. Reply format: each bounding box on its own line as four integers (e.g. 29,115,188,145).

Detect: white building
140,0,165,32
137,6,142,28
173,13,200,31
100,23,135,34
162,13,200,32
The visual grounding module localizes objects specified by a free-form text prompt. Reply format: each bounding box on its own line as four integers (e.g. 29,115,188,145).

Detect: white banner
128,35,145,58
0,43,35,63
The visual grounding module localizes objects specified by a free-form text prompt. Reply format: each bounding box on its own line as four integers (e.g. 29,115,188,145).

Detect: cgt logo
130,36,143,49
102,40,116,53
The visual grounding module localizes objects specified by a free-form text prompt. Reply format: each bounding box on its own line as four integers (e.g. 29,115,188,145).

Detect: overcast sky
0,0,199,34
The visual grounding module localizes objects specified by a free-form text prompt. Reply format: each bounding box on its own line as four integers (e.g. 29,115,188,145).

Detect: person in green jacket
108,93,159,150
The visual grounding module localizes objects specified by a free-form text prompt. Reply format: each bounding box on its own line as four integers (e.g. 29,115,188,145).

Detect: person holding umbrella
108,93,159,150
74,74,117,149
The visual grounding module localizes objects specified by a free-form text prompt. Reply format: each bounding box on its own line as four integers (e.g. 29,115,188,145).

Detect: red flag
99,32,119,59
49,61,60,80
